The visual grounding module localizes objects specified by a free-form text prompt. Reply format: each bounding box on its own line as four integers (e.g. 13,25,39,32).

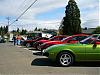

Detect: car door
75,44,86,61
85,43,100,61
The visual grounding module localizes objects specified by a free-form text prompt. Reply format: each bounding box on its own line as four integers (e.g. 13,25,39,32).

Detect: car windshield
80,35,99,44
61,36,72,42
49,36,56,41
49,36,64,41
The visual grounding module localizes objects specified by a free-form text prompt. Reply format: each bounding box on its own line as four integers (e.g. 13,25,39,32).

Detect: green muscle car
43,34,100,66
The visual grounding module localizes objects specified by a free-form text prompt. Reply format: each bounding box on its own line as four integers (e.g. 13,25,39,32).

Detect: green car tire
57,52,74,66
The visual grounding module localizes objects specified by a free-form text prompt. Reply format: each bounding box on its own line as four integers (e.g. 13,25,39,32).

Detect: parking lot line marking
23,48,29,50
16,46,22,48
15,45,41,53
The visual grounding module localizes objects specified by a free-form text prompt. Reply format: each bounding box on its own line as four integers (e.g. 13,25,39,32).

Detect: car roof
73,34,89,36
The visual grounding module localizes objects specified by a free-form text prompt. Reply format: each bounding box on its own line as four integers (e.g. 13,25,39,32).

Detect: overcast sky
0,0,99,31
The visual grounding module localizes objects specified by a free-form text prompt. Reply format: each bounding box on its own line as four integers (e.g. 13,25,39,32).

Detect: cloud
9,19,60,31
0,0,99,31
82,19,99,28
0,0,67,18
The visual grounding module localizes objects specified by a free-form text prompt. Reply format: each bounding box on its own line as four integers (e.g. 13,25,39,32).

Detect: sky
0,0,99,31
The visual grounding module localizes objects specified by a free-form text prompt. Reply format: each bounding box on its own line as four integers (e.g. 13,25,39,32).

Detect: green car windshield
80,35,100,44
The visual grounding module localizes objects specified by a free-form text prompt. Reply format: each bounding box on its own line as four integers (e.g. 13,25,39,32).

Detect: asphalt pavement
0,43,100,75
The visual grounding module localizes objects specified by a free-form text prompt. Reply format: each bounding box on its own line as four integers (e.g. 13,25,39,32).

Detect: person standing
13,35,16,45
16,35,21,45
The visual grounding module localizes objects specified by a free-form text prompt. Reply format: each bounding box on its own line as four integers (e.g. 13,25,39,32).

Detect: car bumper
43,52,49,57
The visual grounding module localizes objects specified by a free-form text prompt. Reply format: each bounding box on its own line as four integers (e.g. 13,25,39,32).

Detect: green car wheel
57,52,74,67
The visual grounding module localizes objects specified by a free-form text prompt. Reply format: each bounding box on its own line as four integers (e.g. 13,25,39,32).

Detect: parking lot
0,43,100,75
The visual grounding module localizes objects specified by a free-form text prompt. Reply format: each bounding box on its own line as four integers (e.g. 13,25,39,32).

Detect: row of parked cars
21,34,100,67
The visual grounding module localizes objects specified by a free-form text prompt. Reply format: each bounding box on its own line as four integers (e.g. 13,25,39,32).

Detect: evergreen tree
17,28,19,34
0,27,1,35
34,27,38,31
5,26,8,33
0,26,3,37
59,0,81,35
11,30,17,35
20,29,27,35
3,26,6,34
37,28,42,31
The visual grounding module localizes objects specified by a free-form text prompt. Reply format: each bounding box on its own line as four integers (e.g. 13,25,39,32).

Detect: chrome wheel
57,52,74,66
26,43,30,47
60,54,71,66
37,44,41,50
37,46,41,50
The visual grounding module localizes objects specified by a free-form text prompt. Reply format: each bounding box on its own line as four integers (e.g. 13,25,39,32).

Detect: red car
33,35,67,49
22,37,48,47
38,34,89,51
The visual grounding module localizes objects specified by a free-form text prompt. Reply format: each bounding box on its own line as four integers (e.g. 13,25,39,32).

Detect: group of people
13,35,22,45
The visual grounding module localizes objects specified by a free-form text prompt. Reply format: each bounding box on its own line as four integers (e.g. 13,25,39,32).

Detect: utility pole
6,17,10,32
6,17,10,42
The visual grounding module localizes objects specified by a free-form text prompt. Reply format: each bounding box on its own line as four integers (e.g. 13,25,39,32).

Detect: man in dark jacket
13,35,16,45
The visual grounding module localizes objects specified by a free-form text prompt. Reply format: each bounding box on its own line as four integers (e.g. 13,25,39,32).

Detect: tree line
11,28,27,35
0,26,8,36
92,26,100,34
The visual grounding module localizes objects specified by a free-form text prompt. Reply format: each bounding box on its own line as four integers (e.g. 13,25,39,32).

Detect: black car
0,37,5,43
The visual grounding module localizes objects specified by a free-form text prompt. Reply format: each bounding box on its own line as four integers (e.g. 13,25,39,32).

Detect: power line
16,0,28,12
10,0,38,25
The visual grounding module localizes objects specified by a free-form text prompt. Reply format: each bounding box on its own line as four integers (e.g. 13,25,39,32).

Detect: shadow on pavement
73,62,100,67
33,52,42,56
31,58,55,67
31,58,100,67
